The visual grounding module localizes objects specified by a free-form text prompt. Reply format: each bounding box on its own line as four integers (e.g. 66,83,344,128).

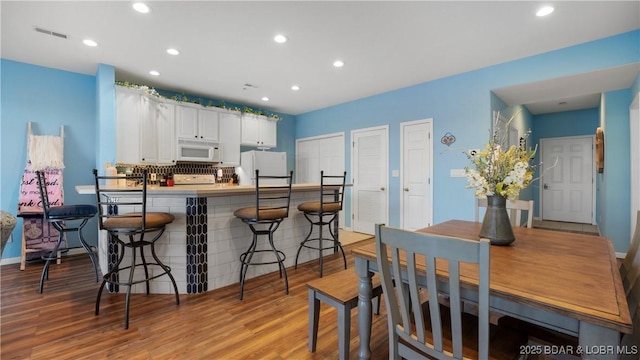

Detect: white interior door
352,126,388,235
401,119,433,230
541,136,595,223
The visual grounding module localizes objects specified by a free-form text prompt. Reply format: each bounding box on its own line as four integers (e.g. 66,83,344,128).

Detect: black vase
479,195,515,246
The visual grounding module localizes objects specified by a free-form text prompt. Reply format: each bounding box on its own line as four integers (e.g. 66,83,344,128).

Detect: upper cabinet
176,105,219,142
116,87,144,164
153,99,176,165
116,86,176,165
241,114,277,148
218,110,242,166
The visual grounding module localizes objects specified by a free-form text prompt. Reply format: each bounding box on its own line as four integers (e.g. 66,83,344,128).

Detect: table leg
578,322,622,360
355,257,373,360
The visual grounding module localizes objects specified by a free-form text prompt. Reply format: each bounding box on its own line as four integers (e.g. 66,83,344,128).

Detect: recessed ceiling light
333,60,344,68
291,85,301,91
133,2,150,13
83,39,98,47
149,70,160,76
536,6,554,17
262,97,270,101
274,34,287,44
167,48,180,55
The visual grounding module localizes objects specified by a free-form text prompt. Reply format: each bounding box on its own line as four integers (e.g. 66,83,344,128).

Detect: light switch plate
450,169,466,177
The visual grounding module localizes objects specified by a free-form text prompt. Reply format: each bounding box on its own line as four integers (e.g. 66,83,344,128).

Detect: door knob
543,184,549,190
404,188,409,192
380,187,385,191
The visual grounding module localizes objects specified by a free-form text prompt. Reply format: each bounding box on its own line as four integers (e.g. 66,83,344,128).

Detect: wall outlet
450,169,466,177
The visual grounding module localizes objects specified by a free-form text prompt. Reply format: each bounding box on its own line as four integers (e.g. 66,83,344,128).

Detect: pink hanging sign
18,168,64,213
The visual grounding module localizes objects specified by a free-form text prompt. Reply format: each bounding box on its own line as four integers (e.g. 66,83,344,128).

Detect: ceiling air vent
34,27,68,39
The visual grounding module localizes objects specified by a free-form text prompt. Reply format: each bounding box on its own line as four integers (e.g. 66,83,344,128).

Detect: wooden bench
307,269,383,360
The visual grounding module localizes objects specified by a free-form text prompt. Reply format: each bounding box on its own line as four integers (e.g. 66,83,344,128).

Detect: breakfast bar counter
76,183,339,295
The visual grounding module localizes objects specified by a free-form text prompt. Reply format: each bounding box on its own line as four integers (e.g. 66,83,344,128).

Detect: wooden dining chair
621,211,640,293
375,224,527,359
475,198,534,228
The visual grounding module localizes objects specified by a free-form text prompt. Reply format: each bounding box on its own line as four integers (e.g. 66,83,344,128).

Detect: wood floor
1,238,391,360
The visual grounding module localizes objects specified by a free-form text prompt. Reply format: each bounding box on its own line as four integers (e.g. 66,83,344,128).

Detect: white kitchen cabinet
116,86,175,165
116,87,144,164
152,100,176,165
138,95,157,164
241,113,277,148
218,110,241,166
176,104,219,142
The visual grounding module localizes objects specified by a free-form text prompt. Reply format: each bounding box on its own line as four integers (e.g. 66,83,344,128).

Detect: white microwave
176,140,221,163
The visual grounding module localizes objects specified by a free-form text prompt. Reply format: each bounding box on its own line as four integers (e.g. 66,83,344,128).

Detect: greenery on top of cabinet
115,81,282,121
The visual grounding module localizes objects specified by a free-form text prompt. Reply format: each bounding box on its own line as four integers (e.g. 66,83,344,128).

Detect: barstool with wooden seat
295,171,347,277
34,170,99,293
233,170,294,300
92,169,179,329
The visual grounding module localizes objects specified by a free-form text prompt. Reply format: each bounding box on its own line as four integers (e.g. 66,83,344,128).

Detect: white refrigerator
237,150,288,185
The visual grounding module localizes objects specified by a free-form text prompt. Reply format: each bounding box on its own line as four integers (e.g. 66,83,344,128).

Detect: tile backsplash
116,163,236,184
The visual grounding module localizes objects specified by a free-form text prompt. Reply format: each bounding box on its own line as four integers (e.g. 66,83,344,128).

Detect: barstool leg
295,221,314,269
96,235,125,316
239,232,258,300
139,242,150,295
124,240,137,329
39,225,64,293
268,230,288,295
77,218,99,281
329,216,347,270
318,216,324,277
149,233,180,305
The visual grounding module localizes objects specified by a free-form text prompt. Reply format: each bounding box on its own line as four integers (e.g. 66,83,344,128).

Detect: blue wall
1,59,98,259
531,108,600,218
599,89,632,250
295,30,639,251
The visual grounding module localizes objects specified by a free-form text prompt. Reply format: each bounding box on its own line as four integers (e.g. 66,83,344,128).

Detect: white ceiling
2,1,639,115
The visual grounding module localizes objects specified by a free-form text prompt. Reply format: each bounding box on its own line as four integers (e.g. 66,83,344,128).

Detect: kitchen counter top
76,183,345,197
76,181,350,295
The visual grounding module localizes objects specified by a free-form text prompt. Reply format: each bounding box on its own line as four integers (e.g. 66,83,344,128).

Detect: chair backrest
620,294,640,359
375,224,491,359
627,272,640,319
253,170,294,222
475,198,534,228
621,211,640,288
35,170,53,220
319,170,347,213
92,169,149,233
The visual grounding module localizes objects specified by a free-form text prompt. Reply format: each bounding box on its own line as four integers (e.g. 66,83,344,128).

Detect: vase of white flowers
465,112,537,245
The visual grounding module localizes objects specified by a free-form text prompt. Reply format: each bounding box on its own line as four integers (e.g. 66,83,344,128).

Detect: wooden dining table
353,220,633,360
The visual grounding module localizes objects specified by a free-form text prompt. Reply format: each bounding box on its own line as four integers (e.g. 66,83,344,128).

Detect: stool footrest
298,238,342,252
240,249,286,266
102,263,173,286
